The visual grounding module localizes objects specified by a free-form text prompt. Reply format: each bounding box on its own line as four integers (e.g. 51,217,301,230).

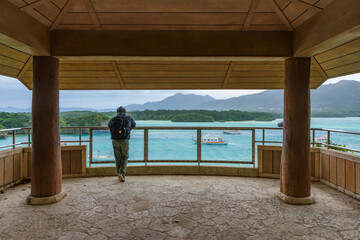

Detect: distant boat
223,130,241,135
0,134,6,139
193,134,228,145
315,136,328,143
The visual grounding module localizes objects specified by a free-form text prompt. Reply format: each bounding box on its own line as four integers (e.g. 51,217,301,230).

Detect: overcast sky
0,73,360,109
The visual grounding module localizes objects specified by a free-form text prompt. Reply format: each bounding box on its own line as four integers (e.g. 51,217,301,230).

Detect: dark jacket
108,113,136,140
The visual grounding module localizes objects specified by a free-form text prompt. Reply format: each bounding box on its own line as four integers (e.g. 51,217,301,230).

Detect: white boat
193,135,228,145
315,135,328,143
223,130,241,135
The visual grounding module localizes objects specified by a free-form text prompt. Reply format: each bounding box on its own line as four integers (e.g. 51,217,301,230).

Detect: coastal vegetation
0,110,280,132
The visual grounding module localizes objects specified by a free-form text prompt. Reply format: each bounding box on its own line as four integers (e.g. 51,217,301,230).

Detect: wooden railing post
144,129,148,166
12,130,15,149
312,129,315,147
197,129,201,166
27,128,31,147
79,127,82,145
89,128,93,166
252,129,255,166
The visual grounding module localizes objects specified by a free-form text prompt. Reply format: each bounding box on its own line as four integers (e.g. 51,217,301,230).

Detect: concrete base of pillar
26,190,67,205
277,192,315,205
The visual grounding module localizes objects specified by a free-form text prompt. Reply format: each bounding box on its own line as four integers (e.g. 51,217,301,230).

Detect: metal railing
1,126,360,166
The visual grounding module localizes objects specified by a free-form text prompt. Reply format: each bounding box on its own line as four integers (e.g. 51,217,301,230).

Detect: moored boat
223,130,241,134
193,134,228,145
315,135,328,143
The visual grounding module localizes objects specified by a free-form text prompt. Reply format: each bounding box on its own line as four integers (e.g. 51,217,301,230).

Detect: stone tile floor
0,176,360,240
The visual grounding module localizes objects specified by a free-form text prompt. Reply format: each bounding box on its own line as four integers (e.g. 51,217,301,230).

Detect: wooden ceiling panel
97,13,247,25
313,38,360,78
68,0,89,13
125,83,223,90
274,0,291,10
91,0,253,13
325,62,360,78
101,25,244,31
255,0,275,12
61,13,94,25
291,8,317,29
251,13,283,25
315,0,335,9
8,0,333,31
33,1,60,22
320,52,360,71
0,44,29,62
16,59,328,90
51,0,68,9
247,25,287,31
8,0,27,7
56,25,97,30
283,2,308,23
315,38,360,64
117,63,230,71
124,78,223,83
121,71,226,78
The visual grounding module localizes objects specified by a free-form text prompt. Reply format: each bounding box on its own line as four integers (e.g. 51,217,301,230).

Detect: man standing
108,106,136,182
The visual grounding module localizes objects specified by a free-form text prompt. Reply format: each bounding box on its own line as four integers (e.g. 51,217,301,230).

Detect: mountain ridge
1,80,359,113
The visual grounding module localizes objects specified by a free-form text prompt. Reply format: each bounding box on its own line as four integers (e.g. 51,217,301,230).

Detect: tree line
0,110,280,134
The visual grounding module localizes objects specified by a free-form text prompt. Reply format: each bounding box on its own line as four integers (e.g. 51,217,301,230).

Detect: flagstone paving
0,176,359,239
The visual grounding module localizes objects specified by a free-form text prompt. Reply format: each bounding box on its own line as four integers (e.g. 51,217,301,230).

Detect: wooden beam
266,0,293,31
52,30,293,57
19,0,45,10
111,61,126,89
83,0,101,31
291,0,322,11
17,56,33,90
50,0,76,31
0,1,50,55
243,0,260,31
294,0,360,57
311,57,328,88
222,62,235,88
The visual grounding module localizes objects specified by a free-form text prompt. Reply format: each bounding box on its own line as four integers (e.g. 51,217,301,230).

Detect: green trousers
112,139,129,175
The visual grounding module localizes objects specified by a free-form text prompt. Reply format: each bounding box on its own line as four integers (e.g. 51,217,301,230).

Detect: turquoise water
1,117,360,167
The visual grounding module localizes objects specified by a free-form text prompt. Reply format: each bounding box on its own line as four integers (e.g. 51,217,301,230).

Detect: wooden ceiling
8,0,335,31
0,0,359,90
15,58,325,90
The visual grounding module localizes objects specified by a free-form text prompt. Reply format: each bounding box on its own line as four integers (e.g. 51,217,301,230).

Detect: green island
0,110,280,133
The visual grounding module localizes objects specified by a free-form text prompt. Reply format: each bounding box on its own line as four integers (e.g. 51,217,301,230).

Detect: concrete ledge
86,166,259,177
277,192,315,205
26,189,67,205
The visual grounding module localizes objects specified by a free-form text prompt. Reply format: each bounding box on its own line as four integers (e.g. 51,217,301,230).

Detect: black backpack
111,116,128,139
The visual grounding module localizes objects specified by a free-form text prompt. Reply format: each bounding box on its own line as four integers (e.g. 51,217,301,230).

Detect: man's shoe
118,174,125,182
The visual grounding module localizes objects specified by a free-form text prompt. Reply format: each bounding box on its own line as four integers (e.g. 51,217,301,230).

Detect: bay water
1,117,360,167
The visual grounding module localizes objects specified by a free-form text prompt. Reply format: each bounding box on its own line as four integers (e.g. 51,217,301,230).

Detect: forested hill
0,110,280,130
125,80,360,112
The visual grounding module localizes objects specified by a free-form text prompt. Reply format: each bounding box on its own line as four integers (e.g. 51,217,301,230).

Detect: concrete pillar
27,56,66,205
279,57,314,205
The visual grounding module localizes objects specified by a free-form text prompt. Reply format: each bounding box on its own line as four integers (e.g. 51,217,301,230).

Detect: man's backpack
111,116,128,139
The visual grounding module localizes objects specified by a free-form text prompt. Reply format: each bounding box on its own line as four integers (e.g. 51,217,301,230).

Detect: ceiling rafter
83,0,101,31
17,56,33,90
112,61,126,89
19,0,46,10
292,0,322,11
50,0,76,30
266,0,294,31
222,62,235,88
243,0,260,31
